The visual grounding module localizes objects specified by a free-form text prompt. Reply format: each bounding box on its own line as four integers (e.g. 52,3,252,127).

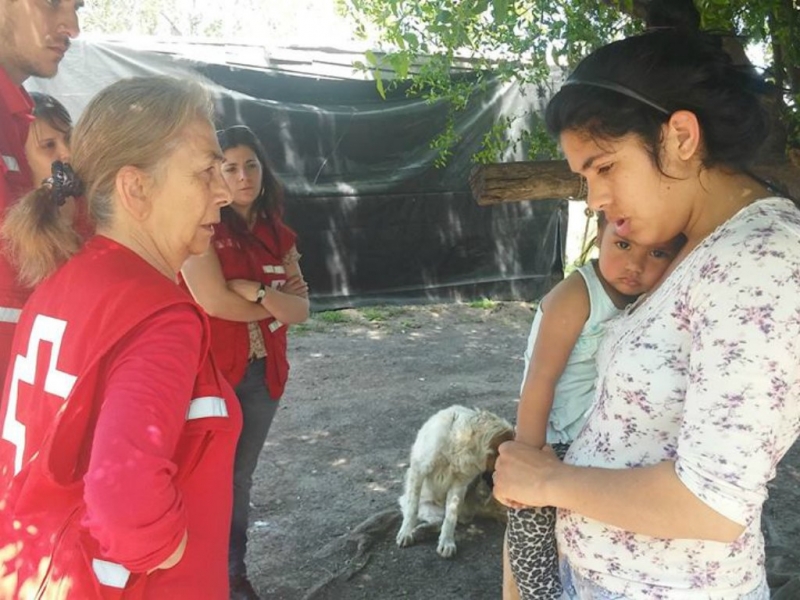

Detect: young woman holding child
504,213,683,600
493,23,800,600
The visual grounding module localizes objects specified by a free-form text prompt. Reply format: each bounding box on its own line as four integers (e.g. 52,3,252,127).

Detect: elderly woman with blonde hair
0,77,241,599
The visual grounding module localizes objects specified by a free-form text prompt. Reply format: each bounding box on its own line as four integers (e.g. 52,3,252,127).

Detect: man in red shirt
0,0,81,385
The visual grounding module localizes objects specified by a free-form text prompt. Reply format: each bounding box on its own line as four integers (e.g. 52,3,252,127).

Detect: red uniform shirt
0,236,241,599
211,214,297,398
0,65,34,394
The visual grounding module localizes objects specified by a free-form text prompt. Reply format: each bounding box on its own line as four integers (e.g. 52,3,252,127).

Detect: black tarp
28,39,566,309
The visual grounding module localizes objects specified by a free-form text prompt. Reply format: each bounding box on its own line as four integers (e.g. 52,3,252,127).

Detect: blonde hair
1,76,214,287
2,188,82,288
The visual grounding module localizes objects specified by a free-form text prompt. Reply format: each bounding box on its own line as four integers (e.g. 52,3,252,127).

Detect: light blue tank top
520,261,623,444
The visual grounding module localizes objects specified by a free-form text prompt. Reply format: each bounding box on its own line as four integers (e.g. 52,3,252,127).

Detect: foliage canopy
338,0,800,164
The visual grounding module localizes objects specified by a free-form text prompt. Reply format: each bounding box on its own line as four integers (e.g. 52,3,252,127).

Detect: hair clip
46,161,84,206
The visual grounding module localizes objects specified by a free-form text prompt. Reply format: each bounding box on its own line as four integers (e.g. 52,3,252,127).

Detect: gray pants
229,360,281,577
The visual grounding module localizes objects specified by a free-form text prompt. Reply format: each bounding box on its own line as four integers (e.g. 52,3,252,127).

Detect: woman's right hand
493,441,564,509
279,275,309,298
148,530,187,574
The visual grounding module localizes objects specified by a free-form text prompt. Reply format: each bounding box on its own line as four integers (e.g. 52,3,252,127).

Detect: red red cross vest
0,235,241,599
0,67,35,394
211,215,297,399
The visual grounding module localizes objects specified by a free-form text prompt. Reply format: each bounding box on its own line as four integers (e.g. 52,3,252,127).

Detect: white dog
396,405,514,558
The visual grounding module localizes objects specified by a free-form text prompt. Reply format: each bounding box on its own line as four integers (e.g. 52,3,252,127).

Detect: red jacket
211,214,296,398
0,65,34,392
0,236,241,599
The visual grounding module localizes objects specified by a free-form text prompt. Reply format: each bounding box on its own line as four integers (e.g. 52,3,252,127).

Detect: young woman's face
24,117,71,185
561,129,690,247
221,145,263,211
597,221,680,298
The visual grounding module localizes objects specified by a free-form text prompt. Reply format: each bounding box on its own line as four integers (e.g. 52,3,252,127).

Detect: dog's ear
483,428,513,472
491,429,514,450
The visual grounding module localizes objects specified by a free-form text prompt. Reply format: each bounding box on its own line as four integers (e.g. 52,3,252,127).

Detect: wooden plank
469,161,583,205
470,160,800,206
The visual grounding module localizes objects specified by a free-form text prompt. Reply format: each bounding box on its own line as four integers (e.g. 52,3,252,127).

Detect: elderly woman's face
145,118,231,272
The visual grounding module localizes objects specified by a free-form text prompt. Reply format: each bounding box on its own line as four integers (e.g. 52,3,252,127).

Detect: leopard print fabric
507,443,570,600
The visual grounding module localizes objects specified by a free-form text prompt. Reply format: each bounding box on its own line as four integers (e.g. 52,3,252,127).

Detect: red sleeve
81,304,204,573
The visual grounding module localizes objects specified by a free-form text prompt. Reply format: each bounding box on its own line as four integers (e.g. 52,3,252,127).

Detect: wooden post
468,160,584,205
470,160,800,206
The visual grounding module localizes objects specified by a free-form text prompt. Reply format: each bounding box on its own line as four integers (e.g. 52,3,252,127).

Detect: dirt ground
244,302,800,600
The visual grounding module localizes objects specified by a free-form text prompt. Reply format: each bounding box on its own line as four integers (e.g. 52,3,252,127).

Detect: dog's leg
396,467,424,547
437,483,468,558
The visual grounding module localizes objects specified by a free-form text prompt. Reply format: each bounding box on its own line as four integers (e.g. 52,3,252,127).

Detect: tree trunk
469,160,800,206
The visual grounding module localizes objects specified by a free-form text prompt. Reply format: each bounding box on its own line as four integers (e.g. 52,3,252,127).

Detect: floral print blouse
556,198,800,599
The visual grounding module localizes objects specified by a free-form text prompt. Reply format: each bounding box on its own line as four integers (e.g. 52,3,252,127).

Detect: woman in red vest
2,92,92,287
182,125,309,600
0,77,240,599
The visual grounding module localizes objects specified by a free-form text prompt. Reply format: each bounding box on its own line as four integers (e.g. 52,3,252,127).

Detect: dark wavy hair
544,29,770,175
216,125,284,234
29,92,72,137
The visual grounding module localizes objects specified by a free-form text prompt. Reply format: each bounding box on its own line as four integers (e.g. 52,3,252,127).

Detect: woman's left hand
493,441,564,509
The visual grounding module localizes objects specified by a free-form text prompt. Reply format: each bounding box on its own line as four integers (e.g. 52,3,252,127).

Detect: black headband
562,78,672,117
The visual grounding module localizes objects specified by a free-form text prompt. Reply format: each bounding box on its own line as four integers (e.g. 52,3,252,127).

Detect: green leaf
402,32,418,49
389,53,411,79
375,74,386,99
492,0,508,22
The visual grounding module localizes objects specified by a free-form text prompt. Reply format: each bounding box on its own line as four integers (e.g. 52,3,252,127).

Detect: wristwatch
255,283,267,304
